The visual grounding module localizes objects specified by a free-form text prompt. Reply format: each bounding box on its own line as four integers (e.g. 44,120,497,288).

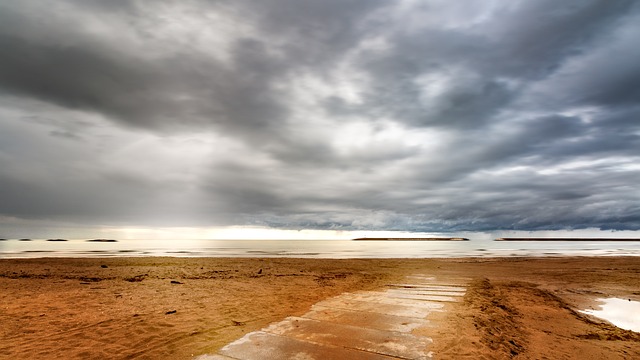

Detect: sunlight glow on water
1,236,640,259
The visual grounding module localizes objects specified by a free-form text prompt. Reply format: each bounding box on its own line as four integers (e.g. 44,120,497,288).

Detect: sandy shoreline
1,257,638,359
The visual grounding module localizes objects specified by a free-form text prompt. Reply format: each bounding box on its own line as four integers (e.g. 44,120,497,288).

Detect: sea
2,231,640,258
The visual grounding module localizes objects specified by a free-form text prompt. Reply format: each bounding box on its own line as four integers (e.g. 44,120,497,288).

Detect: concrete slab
219,331,397,360
388,285,467,292
381,292,461,303
340,292,456,305
406,276,436,281
386,287,465,294
263,317,432,360
303,306,433,333
402,277,469,286
314,297,441,318
385,289,465,297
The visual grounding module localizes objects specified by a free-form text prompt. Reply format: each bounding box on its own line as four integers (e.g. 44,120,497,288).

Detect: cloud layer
1,0,639,233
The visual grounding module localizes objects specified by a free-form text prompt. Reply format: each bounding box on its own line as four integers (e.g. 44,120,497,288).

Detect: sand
0,257,638,359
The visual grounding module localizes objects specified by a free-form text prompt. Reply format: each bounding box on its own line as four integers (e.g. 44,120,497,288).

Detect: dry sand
0,257,638,359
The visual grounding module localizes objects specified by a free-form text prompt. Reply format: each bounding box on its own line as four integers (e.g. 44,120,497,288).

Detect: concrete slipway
197,275,467,360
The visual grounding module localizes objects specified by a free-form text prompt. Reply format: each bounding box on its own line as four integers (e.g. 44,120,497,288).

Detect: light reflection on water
1,237,640,258
580,298,640,332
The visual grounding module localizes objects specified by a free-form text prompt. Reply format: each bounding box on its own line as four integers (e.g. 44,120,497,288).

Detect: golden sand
1,257,638,359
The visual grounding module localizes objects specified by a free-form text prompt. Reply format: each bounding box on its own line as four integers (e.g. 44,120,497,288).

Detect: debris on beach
125,274,148,282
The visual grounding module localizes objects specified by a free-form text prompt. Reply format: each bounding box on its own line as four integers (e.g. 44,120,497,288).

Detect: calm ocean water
2,232,640,258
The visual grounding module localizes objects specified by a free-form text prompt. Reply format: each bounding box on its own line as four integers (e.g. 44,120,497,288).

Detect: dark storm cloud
487,0,634,77
0,0,295,141
1,0,639,233
352,0,637,128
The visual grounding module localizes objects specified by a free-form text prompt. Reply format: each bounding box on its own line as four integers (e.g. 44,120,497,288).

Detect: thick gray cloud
1,0,639,235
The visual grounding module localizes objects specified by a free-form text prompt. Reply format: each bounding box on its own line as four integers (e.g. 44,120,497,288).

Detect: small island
495,237,640,241
47,239,69,242
86,239,119,243
353,237,469,241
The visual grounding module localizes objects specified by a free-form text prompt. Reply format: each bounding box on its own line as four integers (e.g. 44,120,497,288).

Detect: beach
1,257,639,359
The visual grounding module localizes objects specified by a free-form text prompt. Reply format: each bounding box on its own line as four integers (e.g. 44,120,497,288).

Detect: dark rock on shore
495,237,640,241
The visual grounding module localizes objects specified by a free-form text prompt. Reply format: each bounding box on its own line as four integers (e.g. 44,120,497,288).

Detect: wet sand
1,257,638,359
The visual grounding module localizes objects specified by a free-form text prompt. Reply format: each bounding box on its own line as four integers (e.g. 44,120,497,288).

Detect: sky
1,0,639,238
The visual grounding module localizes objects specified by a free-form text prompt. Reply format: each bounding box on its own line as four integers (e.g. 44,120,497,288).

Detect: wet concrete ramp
197,275,466,360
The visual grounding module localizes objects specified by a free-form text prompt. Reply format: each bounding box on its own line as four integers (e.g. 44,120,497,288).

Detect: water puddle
580,298,640,332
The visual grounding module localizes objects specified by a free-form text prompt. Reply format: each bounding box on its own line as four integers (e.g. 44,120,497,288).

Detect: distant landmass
47,239,69,242
86,239,119,242
353,237,469,241
496,237,640,241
